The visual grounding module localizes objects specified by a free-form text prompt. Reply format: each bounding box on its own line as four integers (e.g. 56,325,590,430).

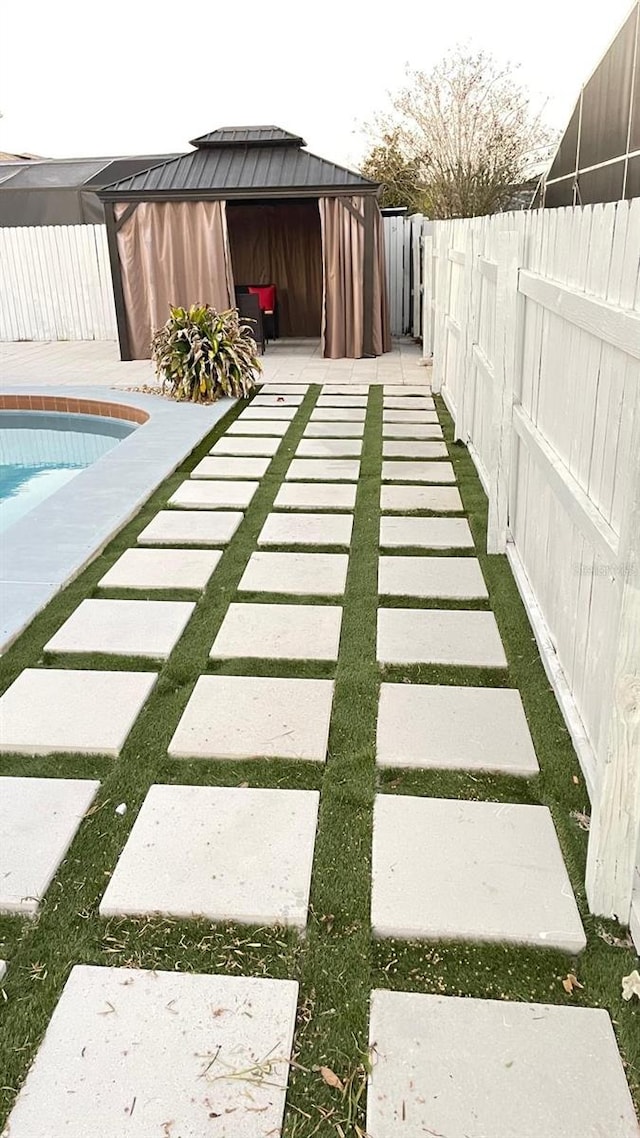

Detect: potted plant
151,304,262,403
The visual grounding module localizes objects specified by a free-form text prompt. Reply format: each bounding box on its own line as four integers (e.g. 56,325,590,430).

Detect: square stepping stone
382,460,456,483
0,777,99,915
383,385,431,395
310,407,366,422
383,422,443,439
3,964,298,1138
367,990,638,1138
240,552,349,595
169,479,258,510
316,395,368,407
191,456,270,479
100,784,319,928
383,410,439,424
210,435,281,457
286,459,360,481
99,548,221,592
322,384,371,394
227,418,289,435
45,599,194,660
377,608,507,667
383,441,448,459
0,668,157,757
169,674,334,761
296,438,362,458
381,485,463,512
259,512,353,547
371,795,586,950
261,382,309,393
274,482,357,510
240,405,296,420
137,509,242,546
252,393,304,406
304,421,364,437
210,602,342,661
376,683,539,774
379,556,487,598
384,396,435,410
380,516,473,548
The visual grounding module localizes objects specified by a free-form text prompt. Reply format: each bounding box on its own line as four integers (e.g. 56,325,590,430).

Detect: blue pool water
0,411,135,533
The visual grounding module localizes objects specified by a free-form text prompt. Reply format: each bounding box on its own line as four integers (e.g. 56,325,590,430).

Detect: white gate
383,214,432,338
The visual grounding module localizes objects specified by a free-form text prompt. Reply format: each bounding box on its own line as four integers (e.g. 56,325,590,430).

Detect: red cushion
248,285,276,312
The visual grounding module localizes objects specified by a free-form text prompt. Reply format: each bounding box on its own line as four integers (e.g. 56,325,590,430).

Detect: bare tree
364,49,553,218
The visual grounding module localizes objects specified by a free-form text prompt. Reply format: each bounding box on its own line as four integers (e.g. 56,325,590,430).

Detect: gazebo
98,126,391,361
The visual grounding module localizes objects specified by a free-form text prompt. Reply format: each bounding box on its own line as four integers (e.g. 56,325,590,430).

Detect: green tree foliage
360,130,427,212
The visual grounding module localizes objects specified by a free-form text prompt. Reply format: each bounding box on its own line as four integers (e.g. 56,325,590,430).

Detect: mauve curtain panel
319,196,391,359
115,200,235,360
319,196,364,359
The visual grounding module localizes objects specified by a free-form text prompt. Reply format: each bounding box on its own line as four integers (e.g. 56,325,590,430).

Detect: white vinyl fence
2,216,425,345
425,200,640,940
0,225,117,341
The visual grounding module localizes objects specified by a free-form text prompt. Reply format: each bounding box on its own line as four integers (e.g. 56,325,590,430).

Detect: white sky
0,0,634,168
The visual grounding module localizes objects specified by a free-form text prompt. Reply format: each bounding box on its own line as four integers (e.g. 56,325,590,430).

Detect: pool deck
0,337,428,388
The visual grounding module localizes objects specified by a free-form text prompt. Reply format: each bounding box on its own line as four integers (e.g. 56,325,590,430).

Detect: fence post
487,231,522,554
585,384,640,923
454,228,474,443
411,215,423,337
431,226,447,394
422,234,434,358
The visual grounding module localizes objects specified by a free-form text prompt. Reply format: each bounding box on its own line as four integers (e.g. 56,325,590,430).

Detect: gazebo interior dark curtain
226,201,323,337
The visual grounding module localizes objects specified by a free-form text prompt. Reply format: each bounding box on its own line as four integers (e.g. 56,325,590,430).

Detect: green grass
0,384,638,1133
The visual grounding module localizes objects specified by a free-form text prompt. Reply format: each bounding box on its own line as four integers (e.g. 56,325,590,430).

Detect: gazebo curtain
227,202,323,337
319,196,364,359
115,200,234,359
319,195,390,359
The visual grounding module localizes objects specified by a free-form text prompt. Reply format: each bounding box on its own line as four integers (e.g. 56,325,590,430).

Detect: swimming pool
0,411,135,534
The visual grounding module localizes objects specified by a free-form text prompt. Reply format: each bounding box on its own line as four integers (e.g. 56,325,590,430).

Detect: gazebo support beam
362,194,376,358
115,202,138,233
104,203,133,361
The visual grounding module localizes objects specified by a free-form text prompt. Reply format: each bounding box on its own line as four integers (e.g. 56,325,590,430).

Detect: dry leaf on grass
562,973,584,994
318,1065,344,1092
621,971,640,1002
570,810,591,831
596,925,634,949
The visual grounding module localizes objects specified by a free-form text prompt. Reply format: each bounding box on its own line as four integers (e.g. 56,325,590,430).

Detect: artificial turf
0,383,638,1134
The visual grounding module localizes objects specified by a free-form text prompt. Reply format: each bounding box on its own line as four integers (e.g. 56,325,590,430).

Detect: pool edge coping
0,386,234,654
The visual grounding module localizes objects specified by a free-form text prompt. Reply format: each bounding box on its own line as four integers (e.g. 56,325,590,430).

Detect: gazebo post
104,203,133,361
362,194,376,358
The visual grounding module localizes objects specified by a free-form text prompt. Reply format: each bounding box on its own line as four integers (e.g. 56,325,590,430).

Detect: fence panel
383,214,433,338
428,199,640,935
0,225,117,342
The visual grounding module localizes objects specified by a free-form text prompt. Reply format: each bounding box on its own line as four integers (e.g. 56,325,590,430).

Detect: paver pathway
0,381,638,1137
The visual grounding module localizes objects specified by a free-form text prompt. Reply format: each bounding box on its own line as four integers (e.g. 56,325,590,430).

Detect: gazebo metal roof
189,126,305,148
98,125,379,201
